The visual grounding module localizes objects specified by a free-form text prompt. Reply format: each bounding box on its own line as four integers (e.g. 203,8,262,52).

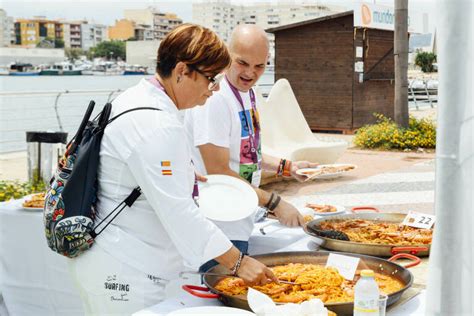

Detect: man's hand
195,173,208,182
290,161,319,182
272,199,305,227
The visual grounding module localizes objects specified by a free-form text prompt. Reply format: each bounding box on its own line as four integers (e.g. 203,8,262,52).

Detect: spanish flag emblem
162,170,172,176
161,161,171,167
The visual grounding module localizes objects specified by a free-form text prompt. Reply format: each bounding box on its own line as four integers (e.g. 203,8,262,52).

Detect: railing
408,79,438,110
0,81,437,154
0,89,124,154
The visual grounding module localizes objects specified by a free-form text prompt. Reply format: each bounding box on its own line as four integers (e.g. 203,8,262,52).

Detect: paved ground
263,150,435,215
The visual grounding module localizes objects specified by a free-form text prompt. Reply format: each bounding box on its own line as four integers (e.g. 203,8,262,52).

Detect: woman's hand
237,256,277,286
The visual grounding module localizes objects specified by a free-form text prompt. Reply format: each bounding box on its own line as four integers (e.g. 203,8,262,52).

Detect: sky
1,0,437,32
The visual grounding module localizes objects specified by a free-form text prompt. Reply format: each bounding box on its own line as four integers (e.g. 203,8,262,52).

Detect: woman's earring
177,76,181,83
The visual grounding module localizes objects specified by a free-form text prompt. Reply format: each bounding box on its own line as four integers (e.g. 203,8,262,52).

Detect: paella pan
304,207,432,257
183,251,418,315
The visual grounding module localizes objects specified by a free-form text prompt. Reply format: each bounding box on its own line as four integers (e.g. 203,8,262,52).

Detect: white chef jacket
92,78,232,280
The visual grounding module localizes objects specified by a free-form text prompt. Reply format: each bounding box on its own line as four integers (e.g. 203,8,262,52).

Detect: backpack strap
92,107,163,236
92,187,142,238
107,107,162,125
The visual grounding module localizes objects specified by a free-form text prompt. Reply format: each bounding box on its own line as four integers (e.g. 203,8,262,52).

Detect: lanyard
225,76,260,164
149,76,199,199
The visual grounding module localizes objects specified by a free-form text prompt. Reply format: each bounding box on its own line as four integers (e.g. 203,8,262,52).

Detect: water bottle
354,269,380,316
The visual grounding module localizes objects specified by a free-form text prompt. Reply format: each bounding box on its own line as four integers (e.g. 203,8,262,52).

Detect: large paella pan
183,251,418,315
304,207,432,257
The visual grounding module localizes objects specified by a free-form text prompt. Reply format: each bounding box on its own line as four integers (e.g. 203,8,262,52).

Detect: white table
0,202,426,316
134,222,427,316
0,199,83,316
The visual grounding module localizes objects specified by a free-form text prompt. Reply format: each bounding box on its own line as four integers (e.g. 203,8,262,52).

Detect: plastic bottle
353,269,380,316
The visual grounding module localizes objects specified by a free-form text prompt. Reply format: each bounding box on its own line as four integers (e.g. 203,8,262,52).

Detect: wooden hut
267,11,396,133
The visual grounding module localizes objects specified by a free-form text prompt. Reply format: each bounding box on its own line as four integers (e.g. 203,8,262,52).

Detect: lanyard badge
226,77,260,165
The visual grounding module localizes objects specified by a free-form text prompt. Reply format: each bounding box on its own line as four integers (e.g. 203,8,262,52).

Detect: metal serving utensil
179,271,298,285
306,224,350,241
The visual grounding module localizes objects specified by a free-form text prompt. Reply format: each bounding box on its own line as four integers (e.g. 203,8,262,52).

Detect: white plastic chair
257,79,347,164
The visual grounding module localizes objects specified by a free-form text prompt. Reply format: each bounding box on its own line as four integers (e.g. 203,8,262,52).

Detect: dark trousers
199,240,249,273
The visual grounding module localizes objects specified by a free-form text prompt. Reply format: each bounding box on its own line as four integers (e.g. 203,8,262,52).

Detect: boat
39,64,59,76
9,63,40,76
38,62,82,76
91,63,124,76
123,64,147,75
0,66,9,75
56,62,82,75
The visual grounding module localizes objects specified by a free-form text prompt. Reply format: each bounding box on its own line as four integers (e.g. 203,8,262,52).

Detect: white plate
197,175,258,222
168,306,255,315
22,206,43,212
303,204,346,216
296,163,357,180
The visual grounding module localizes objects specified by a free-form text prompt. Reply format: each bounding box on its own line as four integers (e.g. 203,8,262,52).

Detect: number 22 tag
402,211,436,229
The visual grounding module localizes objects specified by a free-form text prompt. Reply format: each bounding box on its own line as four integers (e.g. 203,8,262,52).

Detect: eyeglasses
189,66,225,90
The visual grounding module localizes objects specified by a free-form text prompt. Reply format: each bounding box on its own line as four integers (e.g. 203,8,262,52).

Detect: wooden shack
267,11,396,133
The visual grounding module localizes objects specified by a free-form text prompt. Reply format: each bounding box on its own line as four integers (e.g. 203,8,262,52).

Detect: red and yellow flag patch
161,170,172,176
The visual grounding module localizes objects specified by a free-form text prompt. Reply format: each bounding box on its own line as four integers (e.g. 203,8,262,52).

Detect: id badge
251,170,262,188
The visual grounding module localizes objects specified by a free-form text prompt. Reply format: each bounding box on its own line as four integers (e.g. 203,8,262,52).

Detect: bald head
229,24,269,54
226,25,270,92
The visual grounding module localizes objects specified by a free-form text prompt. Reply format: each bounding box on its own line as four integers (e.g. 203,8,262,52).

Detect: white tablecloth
0,199,83,316
0,202,426,316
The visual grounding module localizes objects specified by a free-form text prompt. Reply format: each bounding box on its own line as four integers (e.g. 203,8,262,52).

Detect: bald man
184,25,317,271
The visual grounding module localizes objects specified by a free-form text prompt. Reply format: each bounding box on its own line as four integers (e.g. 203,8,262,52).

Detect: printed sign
402,211,436,229
353,1,425,33
326,253,360,280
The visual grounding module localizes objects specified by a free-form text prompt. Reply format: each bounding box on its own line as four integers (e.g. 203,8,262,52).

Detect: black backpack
43,101,160,258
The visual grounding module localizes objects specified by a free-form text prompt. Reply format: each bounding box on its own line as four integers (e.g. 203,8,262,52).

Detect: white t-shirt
93,78,232,279
184,78,262,241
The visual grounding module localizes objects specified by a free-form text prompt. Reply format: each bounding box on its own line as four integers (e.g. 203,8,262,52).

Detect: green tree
36,37,54,48
415,51,437,73
65,47,84,61
89,40,126,60
54,38,64,48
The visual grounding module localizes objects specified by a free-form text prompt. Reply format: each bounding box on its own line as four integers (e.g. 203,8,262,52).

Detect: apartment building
81,22,108,51
193,1,240,43
124,8,183,41
108,19,135,41
153,12,182,40
193,0,344,66
124,9,155,26
62,21,82,48
0,9,15,47
14,17,63,47
134,24,155,41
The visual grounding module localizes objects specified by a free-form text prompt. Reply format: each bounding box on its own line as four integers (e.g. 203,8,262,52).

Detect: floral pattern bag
43,101,160,258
